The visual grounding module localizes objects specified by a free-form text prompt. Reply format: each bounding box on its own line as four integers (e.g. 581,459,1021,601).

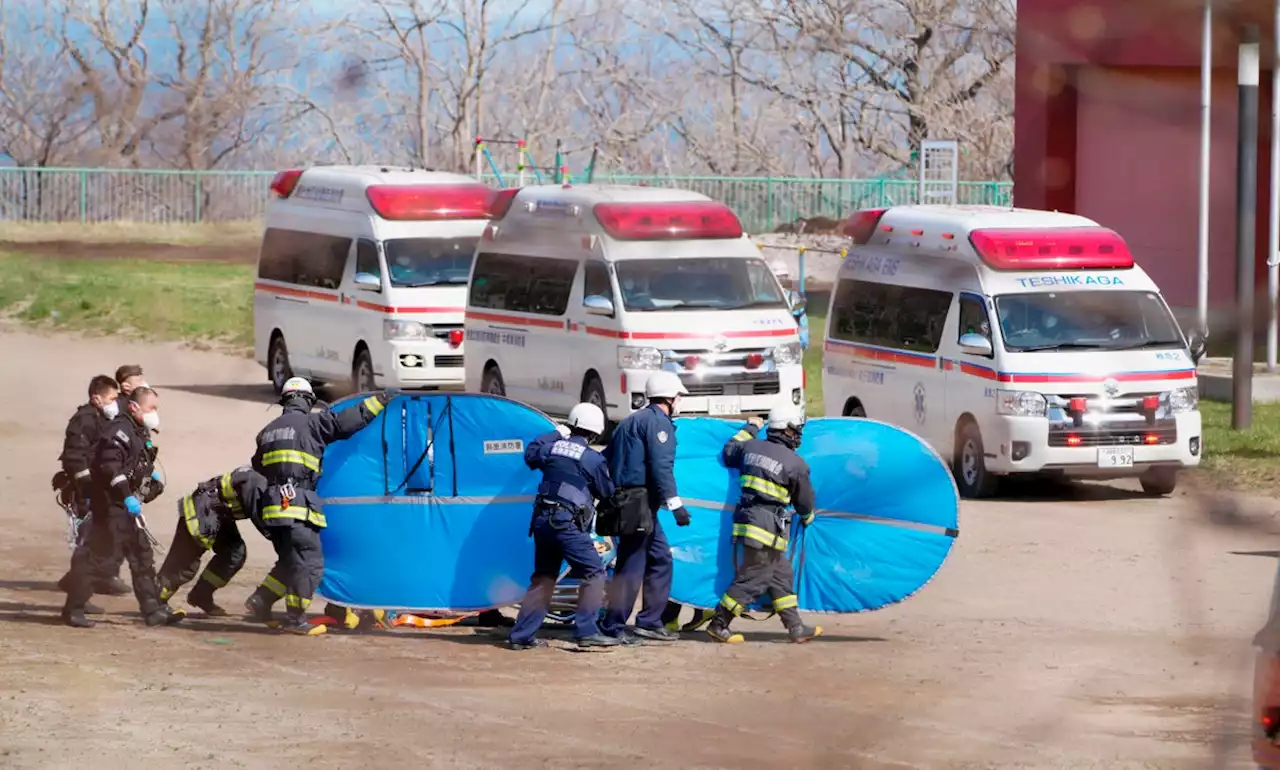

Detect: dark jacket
179,467,269,549
59,403,108,495
251,392,388,528
602,404,680,511
91,414,158,515
721,423,814,551
525,431,615,524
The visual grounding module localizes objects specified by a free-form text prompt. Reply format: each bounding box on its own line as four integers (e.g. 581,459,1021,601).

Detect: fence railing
0,167,1014,233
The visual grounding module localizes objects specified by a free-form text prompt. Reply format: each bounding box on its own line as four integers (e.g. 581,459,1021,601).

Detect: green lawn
803,306,827,415
0,251,255,348
1198,399,1280,491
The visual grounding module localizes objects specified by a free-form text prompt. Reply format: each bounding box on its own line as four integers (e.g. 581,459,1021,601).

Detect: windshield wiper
1107,339,1182,351
722,299,786,310
397,279,442,287
1013,342,1108,352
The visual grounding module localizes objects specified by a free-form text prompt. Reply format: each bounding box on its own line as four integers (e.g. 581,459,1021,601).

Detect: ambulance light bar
270,169,304,198
593,201,743,240
968,227,1135,270
488,187,521,219
843,208,888,244
366,184,495,221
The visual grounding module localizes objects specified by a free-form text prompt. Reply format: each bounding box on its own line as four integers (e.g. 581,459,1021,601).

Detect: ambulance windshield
613,257,786,312
994,290,1184,352
383,237,477,288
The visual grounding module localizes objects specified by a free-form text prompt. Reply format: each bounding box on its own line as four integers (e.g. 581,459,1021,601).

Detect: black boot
84,601,104,614
62,608,95,628
705,607,743,644
187,585,226,617
92,576,130,596
144,605,186,627
787,623,823,643
243,591,276,623
475,609,514,628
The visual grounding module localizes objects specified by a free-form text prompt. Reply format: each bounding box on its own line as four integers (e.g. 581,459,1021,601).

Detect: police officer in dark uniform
600,371,692,643
242,377,389,635
61,386,183,628
156,465,269,616
508,403,621,651
706,404,822,644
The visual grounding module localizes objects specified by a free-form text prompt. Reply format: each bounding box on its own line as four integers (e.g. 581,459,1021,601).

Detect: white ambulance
463,184,806,422
253,166,498,393
822,205,1206,498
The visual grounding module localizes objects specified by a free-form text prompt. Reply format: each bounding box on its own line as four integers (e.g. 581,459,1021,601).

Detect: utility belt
530,498,590,535
596,486,653,538
260,481,325,528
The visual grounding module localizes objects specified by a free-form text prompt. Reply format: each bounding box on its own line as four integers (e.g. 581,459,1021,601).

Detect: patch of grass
803,307,826,415
1198,399,1280,491
0,220,261,247
0,251,254,348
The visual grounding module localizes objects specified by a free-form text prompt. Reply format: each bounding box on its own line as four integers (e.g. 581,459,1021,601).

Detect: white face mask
142,411,160,431
669,396,682,417
101,400,120,420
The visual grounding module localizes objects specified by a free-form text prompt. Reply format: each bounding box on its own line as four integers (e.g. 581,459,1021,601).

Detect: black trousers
156,517,247,602
716,544,801,630
64,509,162,616
266,521,324,621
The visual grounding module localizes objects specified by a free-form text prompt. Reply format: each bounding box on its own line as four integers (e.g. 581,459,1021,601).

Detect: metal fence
0,166,1014,233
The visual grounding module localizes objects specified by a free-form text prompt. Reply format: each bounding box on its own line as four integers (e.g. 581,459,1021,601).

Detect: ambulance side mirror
958,333,993,357
354,272,381,292
583,295,614,317
788,292,806,316
1187,330,1207,365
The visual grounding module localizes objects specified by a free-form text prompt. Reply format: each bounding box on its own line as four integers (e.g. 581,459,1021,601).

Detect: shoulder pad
112,429,131,445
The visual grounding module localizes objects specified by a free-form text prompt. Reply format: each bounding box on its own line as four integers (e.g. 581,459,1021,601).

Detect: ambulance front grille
434,355,464,368
682,374,780,397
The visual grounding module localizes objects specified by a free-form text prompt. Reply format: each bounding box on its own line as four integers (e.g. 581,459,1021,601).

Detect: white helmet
281,377,314,398
566,402,606,436
766,403,806,432
644,371,688,400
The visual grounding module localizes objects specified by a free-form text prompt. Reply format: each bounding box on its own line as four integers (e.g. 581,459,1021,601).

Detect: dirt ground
0,325,1274,770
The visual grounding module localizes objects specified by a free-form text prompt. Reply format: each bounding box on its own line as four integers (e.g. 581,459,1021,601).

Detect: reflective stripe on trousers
731,522,787,551
182,496,214,550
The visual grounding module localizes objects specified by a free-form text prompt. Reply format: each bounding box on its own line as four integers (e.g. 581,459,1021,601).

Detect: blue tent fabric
313,395,958,616
662,416,959,614
315,392,556,611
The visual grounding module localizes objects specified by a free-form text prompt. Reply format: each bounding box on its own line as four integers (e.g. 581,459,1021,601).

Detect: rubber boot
787,623,823,643
62,608,95,628
323,602,360,630
187,584,227,617
706,607,744,644
145,605,186,627
243,590,277,624
281,612,326,636
681,608,716,633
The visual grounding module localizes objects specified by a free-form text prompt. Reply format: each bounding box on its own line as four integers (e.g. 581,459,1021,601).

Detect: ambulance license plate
708,397,741,416
1096,447,1134,468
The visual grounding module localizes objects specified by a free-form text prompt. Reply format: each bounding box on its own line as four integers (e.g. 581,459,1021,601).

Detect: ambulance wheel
954,420,998,499
581,374,611,439
268,334,293,393
843,400,866,418
481,365,506,397
352,347,376,393
1139,467,1178,496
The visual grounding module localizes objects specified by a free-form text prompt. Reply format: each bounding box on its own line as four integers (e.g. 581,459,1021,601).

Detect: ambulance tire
1139,467,1177,497
843,400,866,418
481,365,506,397
268,333,293,394
580,374,613,441
954,420,998,499
352,347,376,394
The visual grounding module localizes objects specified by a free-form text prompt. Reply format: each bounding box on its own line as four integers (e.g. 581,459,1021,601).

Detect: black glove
378,389,398,405
673,506,692,527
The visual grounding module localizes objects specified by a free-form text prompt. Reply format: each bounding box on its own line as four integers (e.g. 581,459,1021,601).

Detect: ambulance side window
355,240,381,289
957,296,991,341
470,252,578,316
258,228,351,290
583,262,613,303
829,278,951,354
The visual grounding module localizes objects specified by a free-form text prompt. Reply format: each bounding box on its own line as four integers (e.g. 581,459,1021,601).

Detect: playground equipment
473,136,600,188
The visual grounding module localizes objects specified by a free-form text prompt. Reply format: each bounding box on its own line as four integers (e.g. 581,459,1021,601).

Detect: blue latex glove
124,496,142,516
151,471,162,482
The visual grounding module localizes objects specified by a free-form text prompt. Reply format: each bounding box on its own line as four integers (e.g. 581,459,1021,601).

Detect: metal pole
1233,25,1261,430
1198,0,1213,334
1270,0,1280,370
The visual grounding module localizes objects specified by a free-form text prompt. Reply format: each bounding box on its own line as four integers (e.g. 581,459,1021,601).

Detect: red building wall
1015,0,1278,311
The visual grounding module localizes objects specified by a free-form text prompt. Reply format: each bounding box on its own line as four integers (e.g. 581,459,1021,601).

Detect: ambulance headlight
772,342,803,365
1168,386,1199,413
383,319,431,341
996,390,1047,417
617,346,662,370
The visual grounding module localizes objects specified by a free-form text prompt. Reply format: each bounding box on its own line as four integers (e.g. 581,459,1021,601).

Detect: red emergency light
1068,397,1087,413
592,201,743,240
488,187,521,219
448,328,464,348
1144,433,1160,444
684,355,700,369
1142,395,1159,411
366,184,495,221
270,169,304,198
1065,434,1082,447
968,227,1135,271
843,208,888,244
745,353,763,369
